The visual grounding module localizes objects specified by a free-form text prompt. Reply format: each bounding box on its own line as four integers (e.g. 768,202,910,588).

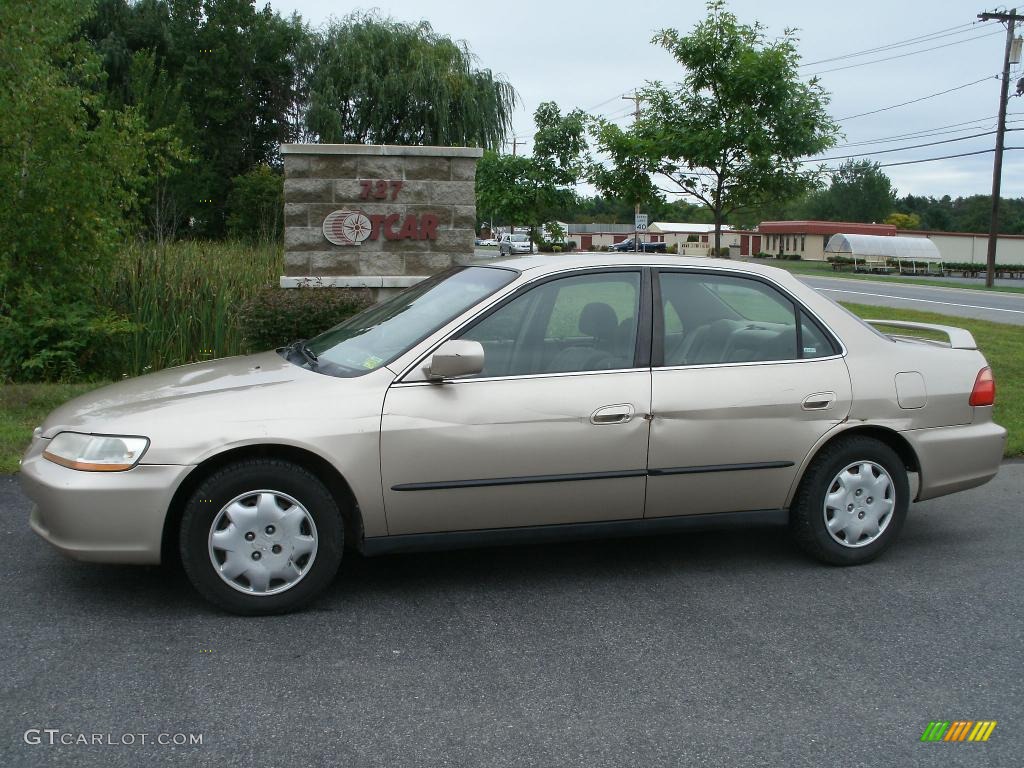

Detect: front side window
659,272,836,366
301,266,517,377
458,271,641,377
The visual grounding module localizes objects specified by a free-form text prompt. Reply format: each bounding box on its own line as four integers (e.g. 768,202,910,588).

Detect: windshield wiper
283,339,318,369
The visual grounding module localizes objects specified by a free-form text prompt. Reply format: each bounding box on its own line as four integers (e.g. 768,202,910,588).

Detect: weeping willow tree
302,13,516,148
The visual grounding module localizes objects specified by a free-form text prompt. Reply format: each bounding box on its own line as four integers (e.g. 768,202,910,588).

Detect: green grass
2,301,1019,473
840,302,1023,457
0,383,102,473
764,258,1024,294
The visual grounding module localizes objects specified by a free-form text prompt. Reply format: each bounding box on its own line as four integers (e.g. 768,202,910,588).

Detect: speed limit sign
635,214,648,231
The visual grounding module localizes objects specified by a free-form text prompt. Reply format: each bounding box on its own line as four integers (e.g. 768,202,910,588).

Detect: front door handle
591,404,635,425
802,392,837,411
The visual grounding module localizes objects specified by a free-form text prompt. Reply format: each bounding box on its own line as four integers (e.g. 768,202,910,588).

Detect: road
2,466,1022,768
796,276,1024,325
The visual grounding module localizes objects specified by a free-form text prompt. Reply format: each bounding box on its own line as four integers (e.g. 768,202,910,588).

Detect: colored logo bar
920,721,997,742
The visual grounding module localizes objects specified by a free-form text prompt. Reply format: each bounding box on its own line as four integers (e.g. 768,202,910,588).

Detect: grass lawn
1,303,1019,473
764,258,1024,295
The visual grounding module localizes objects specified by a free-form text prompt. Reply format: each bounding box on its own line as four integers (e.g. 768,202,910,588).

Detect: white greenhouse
825,233,943,274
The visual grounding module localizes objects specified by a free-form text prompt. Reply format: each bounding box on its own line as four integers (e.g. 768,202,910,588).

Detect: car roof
480,253,796,281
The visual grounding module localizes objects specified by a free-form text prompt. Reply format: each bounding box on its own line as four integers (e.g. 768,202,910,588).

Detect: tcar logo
322,209,440,246
323,210,372,246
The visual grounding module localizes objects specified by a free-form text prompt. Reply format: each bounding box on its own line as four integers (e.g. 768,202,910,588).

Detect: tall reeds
105,240,281,376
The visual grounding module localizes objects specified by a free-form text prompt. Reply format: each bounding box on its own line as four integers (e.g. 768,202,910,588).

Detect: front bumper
904,418,1007,501
20,447,192,564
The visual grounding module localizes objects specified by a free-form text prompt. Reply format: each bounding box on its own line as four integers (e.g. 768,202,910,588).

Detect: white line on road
816,287,1024,315
802,275,1024,299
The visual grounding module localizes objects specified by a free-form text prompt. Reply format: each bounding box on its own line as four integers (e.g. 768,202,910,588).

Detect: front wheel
790,436,909,565
179,459,344,615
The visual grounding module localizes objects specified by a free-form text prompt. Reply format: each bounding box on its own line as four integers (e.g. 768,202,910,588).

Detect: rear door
645,269,852,518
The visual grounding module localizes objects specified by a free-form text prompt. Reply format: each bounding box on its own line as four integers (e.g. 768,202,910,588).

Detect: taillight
969,367,995,406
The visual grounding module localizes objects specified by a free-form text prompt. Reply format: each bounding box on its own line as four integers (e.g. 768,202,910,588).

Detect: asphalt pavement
798,275,1024,325
1,466,1022,768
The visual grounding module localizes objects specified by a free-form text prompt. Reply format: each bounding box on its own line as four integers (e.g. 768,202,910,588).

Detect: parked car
21,255,1006,614
498,233,534,256
477,238,498,247
611,237,667,253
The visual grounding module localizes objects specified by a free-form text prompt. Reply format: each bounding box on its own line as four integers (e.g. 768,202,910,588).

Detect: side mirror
424,340,484,381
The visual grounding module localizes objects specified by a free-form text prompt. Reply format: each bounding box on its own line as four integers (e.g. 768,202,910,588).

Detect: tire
790,436,909,566
179,459,344,615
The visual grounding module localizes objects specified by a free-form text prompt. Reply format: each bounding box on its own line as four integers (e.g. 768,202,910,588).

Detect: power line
836,75,997,120
801,21,985,67
808,29,1002,76
805,129,1020,163
831,115,1003,148
875,148,998,167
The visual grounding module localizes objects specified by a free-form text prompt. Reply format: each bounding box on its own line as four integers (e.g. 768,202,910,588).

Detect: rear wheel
180,459,344,615
790,436,909,565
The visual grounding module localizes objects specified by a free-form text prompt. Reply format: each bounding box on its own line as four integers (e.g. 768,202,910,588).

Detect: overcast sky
278,0,1022,200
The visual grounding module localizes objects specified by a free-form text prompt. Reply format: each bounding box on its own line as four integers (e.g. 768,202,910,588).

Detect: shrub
754,251,773,259
565,240,578,252
552,245,562,253
237,285,374,351
0,291,134,382
667,243,679,254
686,234,699,242
226,165,284,242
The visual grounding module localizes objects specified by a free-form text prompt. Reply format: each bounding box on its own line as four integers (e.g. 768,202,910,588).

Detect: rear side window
800,310,837,359
658,272,836,366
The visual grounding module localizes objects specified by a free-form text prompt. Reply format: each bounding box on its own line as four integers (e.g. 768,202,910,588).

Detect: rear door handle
591,404,634,425
802,392,837,411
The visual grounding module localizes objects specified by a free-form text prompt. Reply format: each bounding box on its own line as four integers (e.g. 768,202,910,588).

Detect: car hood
40,351,305,432
37,350,397,465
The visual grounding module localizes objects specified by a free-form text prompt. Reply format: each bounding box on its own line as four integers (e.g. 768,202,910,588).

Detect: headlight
42,432,150,471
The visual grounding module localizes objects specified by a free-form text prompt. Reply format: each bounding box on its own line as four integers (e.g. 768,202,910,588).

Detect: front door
645,269,852,518
381,269,651,535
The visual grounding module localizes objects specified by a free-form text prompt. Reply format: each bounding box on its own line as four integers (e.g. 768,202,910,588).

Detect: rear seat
668,320,795,365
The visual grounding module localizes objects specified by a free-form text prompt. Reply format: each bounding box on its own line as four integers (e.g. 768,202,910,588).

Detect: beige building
757,220,1024,265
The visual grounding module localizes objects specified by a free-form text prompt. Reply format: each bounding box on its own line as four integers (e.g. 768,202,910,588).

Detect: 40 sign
322,179,440,246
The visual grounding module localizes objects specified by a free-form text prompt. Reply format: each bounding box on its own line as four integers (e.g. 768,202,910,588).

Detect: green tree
884,212,920,229
592,1,838,252
226,164,284,242
304,13,516,149
476,102,587,238
84,0,306,237
0,0,147,380
804,160,896,223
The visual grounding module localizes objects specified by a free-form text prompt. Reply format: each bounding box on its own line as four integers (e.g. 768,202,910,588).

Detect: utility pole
978,8,1022,287
623,93,643,253
504,136,524,239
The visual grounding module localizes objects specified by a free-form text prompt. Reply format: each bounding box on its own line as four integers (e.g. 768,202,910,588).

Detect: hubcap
207,490,318,595
822,461,895,548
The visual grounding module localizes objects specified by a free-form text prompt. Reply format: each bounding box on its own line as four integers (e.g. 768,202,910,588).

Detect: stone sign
281,144,483,296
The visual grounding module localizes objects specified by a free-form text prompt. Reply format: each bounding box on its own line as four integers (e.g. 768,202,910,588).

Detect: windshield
298,266,517,377
511,234,528,242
